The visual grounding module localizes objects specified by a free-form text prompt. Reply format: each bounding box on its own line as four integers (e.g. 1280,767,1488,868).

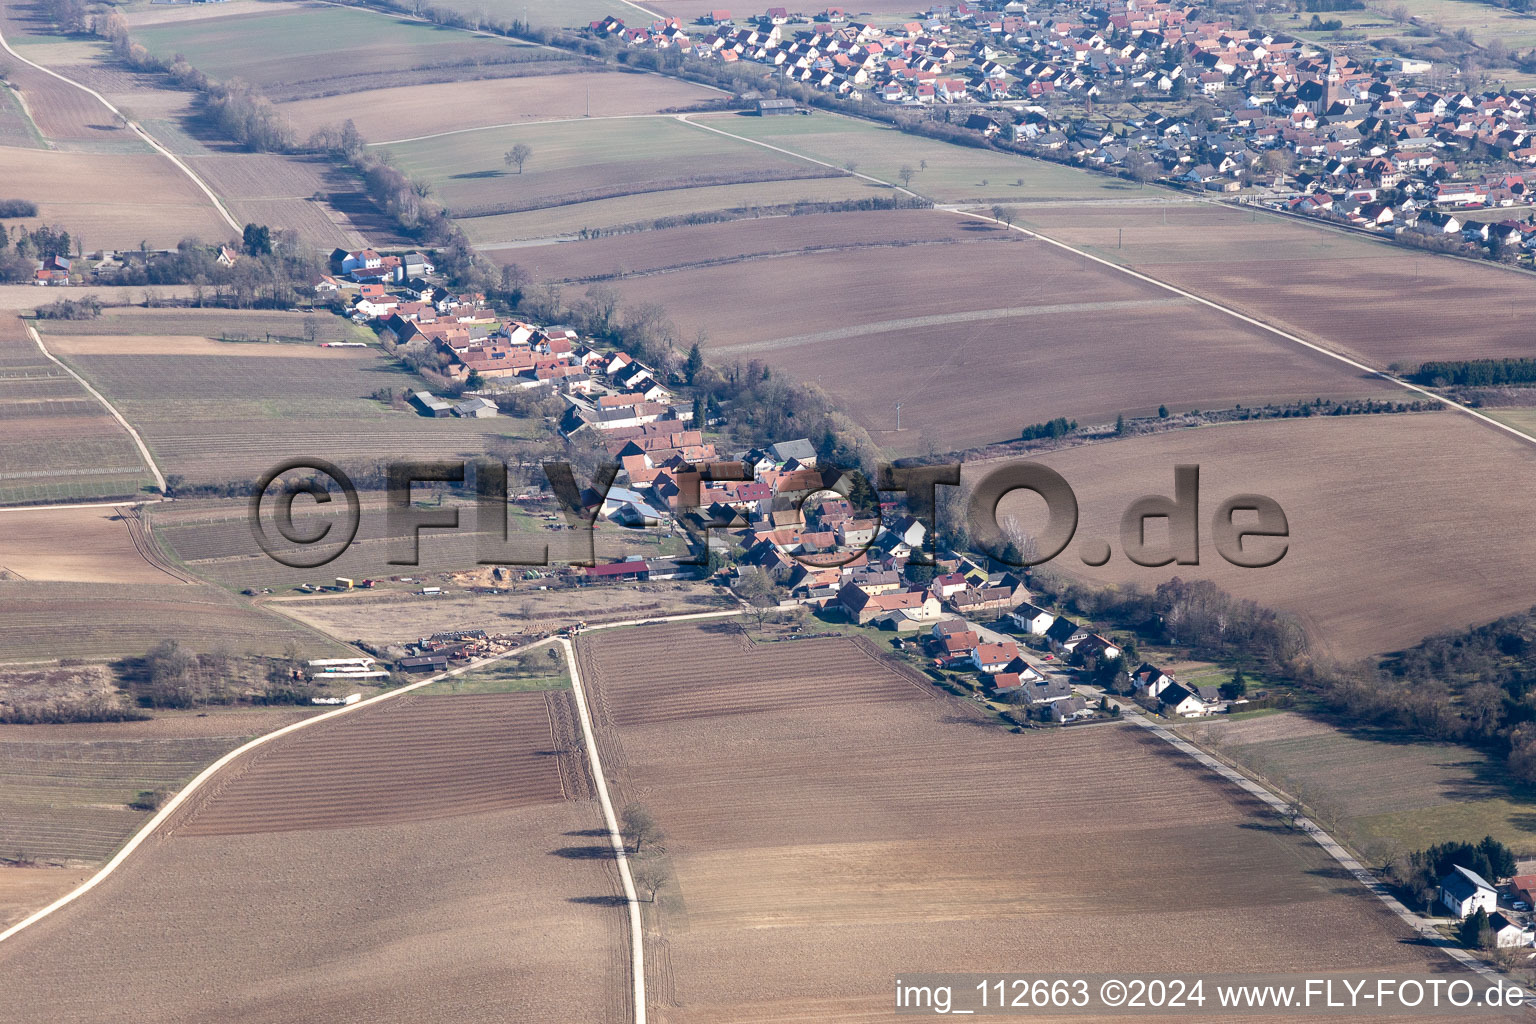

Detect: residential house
1440,865,1499,919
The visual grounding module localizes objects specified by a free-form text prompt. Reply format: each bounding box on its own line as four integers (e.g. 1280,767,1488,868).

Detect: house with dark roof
1440,865,1498,918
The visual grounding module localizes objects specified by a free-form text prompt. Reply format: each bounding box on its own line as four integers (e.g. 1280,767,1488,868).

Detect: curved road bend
0,11,241,235
0,605,744,1024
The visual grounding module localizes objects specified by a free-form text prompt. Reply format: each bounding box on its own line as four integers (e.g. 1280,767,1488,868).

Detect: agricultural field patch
0,726,254,864
693,109,1164,203
0,148,229,249
598,219,1398,451
576,622,1453,1020
383,114,845,220
0,580,351,661
1182,711,1536,860
1015,201,1536,368
0,691,629,1024
130,4,552,99
281,70,720,144
506,207,992,281
38,307,375,343
0,83,44,148
0,505,187,584
48,338,538,484
463,174,880,242
993,412,1536,661
427,0,653,31
0,316,154,506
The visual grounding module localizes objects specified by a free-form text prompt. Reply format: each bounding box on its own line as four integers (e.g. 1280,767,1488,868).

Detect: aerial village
590,1,1536,259
321,237,1234,726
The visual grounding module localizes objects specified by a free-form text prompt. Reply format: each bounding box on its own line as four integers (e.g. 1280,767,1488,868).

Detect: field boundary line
0,10,241,235
0,638,552,947
23,323,167,494
1125,713,1501,979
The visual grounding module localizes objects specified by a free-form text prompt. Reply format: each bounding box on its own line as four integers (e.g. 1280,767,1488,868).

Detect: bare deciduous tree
621,803,665,854
504,143,533,174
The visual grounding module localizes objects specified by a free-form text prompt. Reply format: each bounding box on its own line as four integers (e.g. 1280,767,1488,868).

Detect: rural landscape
9,0,1536,1017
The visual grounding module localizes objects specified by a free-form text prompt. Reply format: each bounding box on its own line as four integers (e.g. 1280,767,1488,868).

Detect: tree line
1411,358,1536,388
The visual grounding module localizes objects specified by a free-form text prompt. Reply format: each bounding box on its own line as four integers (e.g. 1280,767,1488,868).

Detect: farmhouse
1440,865,1498,919
838,585,941,625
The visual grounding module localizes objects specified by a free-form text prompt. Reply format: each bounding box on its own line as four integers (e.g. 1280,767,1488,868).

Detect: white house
970,641,1020,674
1131,661,1175,699
1440,865,1498,919
1488,911,1534,948
1157,682,1218,718
1009,602,1056,635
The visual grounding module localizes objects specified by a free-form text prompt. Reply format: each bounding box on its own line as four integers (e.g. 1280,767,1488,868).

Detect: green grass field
1394,0,1536,52
49,342,540,485
1181,712,1536,861
692,110,1163,204
418,648,571,694
383,115,833,215
131,5,540,91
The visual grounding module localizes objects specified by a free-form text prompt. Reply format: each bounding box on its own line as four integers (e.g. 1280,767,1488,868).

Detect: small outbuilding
757,98,797,116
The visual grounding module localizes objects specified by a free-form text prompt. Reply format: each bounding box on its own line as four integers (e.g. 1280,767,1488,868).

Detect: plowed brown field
0,690,629,1024
177,692,578,835
577,622,1468,1023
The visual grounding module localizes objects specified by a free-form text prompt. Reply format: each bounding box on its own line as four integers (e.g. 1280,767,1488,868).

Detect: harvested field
599,220,1399,451
0,316,153,506
1182,711,1536,859
384,115,846,220
0,62,137,147
131,4,552,98
281,70,720,143
0,867,92,929
49,339,539,483
694,110,1163,203
0,691,630,1024
1015,202,1536,367
577,622,1455,1021
0,581,351,661
506,208,994,281
0,148,229,248
0,505,188,584
990,412,1536,661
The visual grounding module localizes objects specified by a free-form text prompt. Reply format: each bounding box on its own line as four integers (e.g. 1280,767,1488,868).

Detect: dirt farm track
0,691,629,1024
